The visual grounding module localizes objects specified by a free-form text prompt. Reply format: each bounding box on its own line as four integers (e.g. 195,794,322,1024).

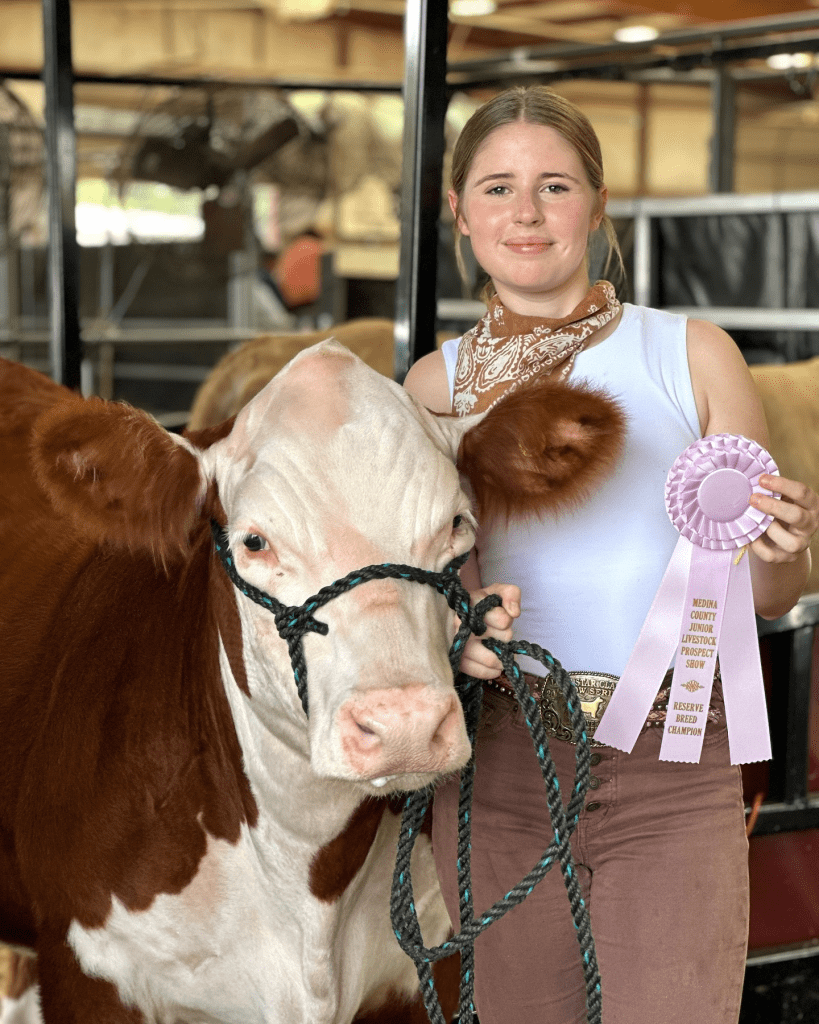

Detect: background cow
750,357,819,595
186,318,395,432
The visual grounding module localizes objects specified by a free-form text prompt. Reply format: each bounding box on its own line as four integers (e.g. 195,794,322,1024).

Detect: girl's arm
687,319,819,619
402,350,453,414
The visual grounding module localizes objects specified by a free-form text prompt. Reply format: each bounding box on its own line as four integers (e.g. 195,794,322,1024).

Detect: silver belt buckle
539,671,619,746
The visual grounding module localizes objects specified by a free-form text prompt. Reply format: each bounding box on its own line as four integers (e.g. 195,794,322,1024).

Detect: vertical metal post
0,125,13,338
42,0,82,388
708,66,736,194
227,251,254,330
393,0,449,383
632,208,653,308
635,84,649,197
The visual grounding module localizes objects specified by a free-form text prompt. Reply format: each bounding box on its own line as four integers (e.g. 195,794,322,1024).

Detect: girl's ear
592,185,608,232
457,375,626,522
448,189,469,235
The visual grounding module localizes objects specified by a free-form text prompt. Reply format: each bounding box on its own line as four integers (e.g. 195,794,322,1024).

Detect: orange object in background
276,234,323,309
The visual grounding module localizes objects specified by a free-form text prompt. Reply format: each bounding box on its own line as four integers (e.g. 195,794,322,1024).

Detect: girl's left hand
458,583,521,679
749,474,819,562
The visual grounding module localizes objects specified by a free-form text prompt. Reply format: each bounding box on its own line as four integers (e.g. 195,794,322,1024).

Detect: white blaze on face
203,341,480,788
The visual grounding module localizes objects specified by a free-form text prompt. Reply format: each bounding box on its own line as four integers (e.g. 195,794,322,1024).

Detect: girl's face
450,120,605,317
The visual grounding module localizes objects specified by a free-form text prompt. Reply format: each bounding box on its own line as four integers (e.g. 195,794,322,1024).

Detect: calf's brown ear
457,375,626,522
32,397,207,563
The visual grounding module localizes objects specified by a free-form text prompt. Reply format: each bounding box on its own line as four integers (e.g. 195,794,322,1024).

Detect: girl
404,86,819,1024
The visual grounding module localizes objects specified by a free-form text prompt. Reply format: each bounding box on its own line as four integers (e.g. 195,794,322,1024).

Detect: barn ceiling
300,0,819,47
2,0,818,78
1,0,818,195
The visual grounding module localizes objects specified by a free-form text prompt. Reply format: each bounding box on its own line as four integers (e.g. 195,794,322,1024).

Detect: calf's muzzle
337,685,469,780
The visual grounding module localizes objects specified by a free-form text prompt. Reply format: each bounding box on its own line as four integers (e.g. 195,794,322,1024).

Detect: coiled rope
211,521,601,1023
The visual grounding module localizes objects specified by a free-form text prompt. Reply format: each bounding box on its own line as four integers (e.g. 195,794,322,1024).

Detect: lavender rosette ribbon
594,434,777,764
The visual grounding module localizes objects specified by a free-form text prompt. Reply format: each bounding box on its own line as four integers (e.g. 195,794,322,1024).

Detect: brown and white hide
0,342,624,1024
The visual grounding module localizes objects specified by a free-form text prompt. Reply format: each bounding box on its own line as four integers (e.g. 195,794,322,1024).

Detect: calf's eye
453,515,463,529
243,534,267,552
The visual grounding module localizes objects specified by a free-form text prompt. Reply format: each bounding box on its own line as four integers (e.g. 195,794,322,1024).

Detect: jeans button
586,801,602,812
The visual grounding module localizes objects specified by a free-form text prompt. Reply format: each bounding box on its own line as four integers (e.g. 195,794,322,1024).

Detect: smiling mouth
505,241,551,253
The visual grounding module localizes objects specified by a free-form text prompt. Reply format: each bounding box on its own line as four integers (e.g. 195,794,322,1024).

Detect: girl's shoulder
685,317,768,440
402,348,452,414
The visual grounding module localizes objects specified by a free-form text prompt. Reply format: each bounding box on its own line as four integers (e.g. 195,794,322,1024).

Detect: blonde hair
450,86,624,294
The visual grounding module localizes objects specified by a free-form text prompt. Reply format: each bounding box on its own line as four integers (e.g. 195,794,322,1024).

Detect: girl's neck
492,275,593,321
489,276,624,351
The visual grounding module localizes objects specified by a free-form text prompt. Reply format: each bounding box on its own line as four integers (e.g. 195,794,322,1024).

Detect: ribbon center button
697,468,753,523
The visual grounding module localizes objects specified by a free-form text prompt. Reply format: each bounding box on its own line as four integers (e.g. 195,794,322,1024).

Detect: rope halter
211,519,601,1024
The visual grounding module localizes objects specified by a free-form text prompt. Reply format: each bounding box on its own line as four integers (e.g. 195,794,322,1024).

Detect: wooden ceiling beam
607,0,815,22
450,12,614,41
495,0,621,17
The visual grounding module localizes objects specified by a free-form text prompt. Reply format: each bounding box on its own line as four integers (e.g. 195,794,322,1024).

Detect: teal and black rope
389,638,600,1024
211,520,600,1023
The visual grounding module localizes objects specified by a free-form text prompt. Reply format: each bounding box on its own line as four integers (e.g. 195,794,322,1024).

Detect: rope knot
273,606,329,641
468,592,503,636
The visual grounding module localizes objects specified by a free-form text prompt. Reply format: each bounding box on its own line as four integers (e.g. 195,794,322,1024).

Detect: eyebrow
473,171,581,187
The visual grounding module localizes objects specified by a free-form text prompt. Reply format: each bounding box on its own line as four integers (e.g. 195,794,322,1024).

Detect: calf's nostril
351,717,381,751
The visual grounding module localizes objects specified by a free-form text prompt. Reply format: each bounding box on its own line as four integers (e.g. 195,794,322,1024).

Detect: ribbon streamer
595,433,777,764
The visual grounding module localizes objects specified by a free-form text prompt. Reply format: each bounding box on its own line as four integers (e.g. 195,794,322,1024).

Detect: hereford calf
0,342,483,1024
0,342,622,1024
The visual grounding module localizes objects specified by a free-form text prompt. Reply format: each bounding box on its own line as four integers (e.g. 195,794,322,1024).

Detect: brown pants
432,691,749,1024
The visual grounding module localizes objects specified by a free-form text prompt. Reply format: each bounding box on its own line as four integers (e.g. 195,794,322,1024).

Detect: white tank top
441,303,702,676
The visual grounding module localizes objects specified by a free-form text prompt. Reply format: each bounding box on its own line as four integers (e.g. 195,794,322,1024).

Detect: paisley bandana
452,281,621,416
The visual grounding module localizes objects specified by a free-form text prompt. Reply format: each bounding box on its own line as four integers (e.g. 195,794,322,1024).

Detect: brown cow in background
750,357,819,596
187,319,395,431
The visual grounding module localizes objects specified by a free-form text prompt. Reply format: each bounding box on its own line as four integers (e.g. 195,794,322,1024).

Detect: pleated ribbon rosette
595,434,777,764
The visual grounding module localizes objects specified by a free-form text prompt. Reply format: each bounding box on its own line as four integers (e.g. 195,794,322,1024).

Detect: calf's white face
202,341,478,790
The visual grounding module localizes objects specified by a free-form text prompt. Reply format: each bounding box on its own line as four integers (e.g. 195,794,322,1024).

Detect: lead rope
390,639,601,1024
210,522,601,1024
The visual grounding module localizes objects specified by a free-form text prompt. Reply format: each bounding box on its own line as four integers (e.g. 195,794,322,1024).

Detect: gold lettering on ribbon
670,594,721,739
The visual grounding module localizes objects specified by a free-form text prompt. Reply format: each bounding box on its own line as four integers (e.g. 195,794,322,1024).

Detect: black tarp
655,212,819,363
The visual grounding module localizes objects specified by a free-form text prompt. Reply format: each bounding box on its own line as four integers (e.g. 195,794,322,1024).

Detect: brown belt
484,666,721,747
